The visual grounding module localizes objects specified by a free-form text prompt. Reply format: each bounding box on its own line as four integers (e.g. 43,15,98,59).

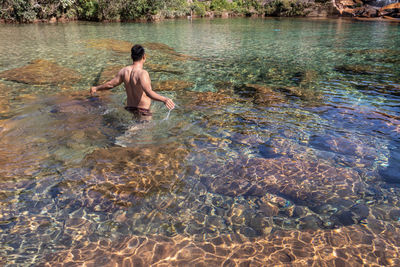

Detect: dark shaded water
0,18,399,266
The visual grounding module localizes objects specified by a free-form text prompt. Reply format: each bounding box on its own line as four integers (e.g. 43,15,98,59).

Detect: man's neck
132,61,144,69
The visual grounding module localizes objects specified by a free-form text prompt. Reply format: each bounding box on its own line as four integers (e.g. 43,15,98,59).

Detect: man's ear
143,54,146,62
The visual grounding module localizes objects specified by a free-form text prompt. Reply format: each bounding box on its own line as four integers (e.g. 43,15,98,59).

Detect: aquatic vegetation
0,59,81,85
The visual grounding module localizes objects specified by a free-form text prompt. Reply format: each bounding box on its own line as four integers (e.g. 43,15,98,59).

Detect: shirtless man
90,44,175,121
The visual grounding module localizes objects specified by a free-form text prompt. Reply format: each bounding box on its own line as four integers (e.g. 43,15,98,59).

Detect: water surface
0,18,399,266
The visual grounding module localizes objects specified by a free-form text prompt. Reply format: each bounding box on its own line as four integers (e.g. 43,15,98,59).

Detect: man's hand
90,86,97,96
164,98,175,110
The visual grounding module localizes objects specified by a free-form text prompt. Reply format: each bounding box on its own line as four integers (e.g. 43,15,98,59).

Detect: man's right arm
140,70,175,110
90,69,123,95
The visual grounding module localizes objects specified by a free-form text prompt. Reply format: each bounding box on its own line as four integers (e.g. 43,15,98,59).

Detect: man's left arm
90,70,123,95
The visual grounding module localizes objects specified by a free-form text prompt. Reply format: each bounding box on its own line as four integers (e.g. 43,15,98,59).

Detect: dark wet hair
131,44,145,62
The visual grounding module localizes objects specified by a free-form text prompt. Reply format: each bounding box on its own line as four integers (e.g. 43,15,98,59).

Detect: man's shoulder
139,69,150,77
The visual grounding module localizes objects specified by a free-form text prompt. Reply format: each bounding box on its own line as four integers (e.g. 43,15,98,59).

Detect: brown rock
143,42,199,61
244,84,286,105
335,64,376,75
85,39,134,53
152,80,193,91
146,63,183,75
185,90,236,109
198,156,363,211
0,59,81,85
0,83,11,114
142,42,175,53
82,143,188,205
379,3,400,18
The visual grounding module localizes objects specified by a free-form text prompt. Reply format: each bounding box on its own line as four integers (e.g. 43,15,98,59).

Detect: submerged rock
146,63,183,75
152,80,193,91
0,83,10,114
309,135,358,156
244,84,286,106
334,64,376,75
42,222,400,266
0,59,81,85
214,81,235,91
85,39,133,53
96,65,125,85
82,143,188,205
198,156,364,213
143,42,175,53
143,42,199,61
184,90,237,109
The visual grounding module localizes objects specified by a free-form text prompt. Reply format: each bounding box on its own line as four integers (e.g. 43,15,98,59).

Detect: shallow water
0,18,399,266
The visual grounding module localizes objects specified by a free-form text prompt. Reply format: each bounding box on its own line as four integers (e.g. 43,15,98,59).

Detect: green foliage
210,0,231,11
0,0,314,22
191,1,207,16
0,0,35,22
265,0,309,16
76,0,99,20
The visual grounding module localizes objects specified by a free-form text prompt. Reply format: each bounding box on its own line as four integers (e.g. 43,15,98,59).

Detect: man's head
131,44,145,62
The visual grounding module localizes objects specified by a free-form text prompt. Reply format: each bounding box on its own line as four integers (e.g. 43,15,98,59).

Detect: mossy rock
152,80,193,91
244,84,286,105
143,42,199,62
85,39,134,53
184,90,237,109
146,63,183,75
0,59,81,85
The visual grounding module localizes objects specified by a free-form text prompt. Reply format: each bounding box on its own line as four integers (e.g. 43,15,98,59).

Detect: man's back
119,66,151,110
90,44,174,112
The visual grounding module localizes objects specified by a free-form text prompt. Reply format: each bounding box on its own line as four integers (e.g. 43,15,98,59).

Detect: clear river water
0,18,399,266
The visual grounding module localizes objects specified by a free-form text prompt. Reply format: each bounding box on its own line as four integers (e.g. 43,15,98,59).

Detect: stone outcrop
333,0,400,20
0,59,81,85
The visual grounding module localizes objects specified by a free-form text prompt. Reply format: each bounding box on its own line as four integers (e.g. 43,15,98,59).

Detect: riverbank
2,0,398,24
